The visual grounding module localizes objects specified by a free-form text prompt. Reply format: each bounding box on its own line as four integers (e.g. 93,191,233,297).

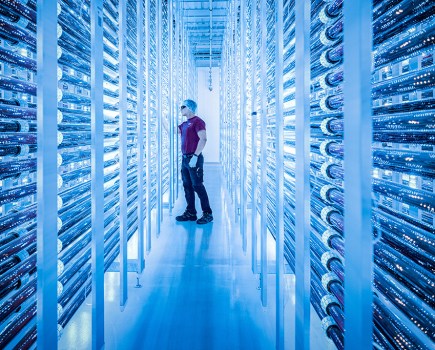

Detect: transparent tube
372,65,435,100
0,104,36,121
13,324,36,350
0,133,36,146
373,0,402,21
312,111,435,146
0,302,36,348
0,46,36,71
375,205,433,240
311,19,343,59
373,178,435,214
58,279,91,328
0,0,36,23
374,98,435,116
374,21,435,68
0,278,35,323
311,45,343,79
0,204,36,235
0,228,36,266
310,0,343,35
374,269,435,342
374,242,434,308
0,75,36,95
0,17,36,48
373,0,435,47
323,224,434,341
311,277,344,350
0,254,36,299
58,249,90,287
373,296,431,350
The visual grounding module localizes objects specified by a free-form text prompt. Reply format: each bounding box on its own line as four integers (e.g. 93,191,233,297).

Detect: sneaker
197,213,213,225
175,211,197,222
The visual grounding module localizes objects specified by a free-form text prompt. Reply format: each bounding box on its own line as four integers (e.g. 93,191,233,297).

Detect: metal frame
91,1,105,348
259,0,268,306
232,0,238,222
294,0,311,348
228,3,232,197
175,2,181,200
137,0,146,272
118,0,128,307
37,1,59,348
156,0,163,234
174,2,178,200
275,0,285,348
250,0,258,275
182,1,227,67
145,0,152,253
240,0,247,252
32,3,377,349
169,0,175,214
343,1,373,348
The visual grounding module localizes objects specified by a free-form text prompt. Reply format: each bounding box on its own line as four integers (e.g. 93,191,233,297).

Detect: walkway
60,164,276,349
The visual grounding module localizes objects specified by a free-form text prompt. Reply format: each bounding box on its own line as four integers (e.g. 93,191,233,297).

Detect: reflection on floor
59,163,330,350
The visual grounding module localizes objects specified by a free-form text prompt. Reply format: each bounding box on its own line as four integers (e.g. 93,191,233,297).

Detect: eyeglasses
180,106,186,110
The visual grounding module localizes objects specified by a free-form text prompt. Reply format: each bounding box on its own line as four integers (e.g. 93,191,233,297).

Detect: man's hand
189,155,198,168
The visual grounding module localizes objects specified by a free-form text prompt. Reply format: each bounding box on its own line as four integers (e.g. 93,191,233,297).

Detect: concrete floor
59,164,331,350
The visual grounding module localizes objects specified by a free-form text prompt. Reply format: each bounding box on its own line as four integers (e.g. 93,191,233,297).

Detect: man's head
181,99,197,114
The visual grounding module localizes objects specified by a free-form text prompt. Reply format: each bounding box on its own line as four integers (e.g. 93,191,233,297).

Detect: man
175,99,213,224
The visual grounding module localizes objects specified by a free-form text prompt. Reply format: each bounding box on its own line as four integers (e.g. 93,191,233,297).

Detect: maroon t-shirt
178,116,206,155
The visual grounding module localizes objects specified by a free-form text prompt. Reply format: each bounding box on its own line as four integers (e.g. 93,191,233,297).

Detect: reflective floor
59,164,330,350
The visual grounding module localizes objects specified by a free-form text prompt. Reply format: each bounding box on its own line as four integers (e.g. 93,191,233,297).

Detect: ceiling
180,0,230,67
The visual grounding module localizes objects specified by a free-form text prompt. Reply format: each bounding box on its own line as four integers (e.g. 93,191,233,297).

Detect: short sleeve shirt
178,116,206,155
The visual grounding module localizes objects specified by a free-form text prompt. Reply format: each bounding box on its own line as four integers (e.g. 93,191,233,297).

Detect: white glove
189,155,198,168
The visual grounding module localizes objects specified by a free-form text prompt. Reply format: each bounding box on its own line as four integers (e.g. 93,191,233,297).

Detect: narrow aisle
60,163,276,350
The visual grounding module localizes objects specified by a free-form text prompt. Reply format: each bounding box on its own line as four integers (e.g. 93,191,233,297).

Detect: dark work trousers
181,154,212,215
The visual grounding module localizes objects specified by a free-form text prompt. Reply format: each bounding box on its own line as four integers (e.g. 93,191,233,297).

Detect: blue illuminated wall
221,0,434,349
0,0,195,348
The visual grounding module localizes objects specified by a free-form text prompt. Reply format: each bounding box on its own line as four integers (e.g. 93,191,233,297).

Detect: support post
145,0,152,253
168,0,174,214
260,0,268,306
294,0,311,348
344,1,373,348
136,0,145,272
37,1,59,348
91,1,105,348
275,0,285,348
250,0,258,275
118,0,128,307
156,0,163,234
240,0,247,252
